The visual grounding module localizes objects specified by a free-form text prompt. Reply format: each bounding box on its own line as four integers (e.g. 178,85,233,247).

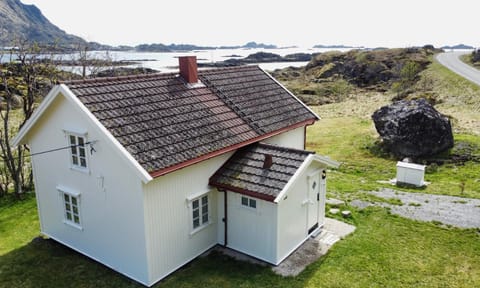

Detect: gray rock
372,98,454,157
329,208,340,214
326,198,345,207
341,210,352,218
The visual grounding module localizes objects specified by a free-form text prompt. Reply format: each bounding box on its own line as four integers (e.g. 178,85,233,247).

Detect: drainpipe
223,190,228,246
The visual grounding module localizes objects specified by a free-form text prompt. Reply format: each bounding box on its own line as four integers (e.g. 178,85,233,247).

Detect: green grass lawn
1,195,480,288
1,115,479,287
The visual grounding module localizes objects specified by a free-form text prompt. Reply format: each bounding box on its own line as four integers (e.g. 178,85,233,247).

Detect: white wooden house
13,56,339,286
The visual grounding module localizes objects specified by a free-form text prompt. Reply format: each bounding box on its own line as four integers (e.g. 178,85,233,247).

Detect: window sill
70,166,90,175
189,221,213,237
63,220,83,231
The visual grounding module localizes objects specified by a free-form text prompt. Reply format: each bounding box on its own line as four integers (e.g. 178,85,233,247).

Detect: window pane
64,194,70,202
249,199,257,209
65,203,71,211
71,197,77,205
73,206,78,214
193,219,200,229
78,137,84,146
192,199,199,209
201,196,208,205
193,209,199,218
71,146,77,155
79,147,85,157
241,196,248,206
72,155,78,165
66,212,72,220
69,135,76,145
74,215,80,224
80,158,87,167
202,214,208,223
203,203,208,213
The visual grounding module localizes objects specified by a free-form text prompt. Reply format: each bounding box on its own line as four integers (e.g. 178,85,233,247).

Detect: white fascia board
273,153,340,203
12,85,62,147
258,66,321,121
273,154,312,203
312,154,341,169
59,84,153,183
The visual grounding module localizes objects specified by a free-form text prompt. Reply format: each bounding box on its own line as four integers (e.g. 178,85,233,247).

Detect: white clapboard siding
276,161,325,264
226,191,278,264
143,152,233,285
28,94,150,284
263,126,305,149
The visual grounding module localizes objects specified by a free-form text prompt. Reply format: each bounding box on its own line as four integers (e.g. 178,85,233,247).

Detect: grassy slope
425,59,480,134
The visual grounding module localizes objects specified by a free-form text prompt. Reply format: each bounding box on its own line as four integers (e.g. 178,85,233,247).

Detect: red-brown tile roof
64,66,317,175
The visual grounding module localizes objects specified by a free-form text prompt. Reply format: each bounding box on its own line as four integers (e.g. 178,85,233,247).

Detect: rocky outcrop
198,52,312,68
304,48,432,90
372,99,454,158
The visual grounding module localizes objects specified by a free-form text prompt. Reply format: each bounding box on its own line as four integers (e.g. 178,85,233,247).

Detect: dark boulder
372,99,454,157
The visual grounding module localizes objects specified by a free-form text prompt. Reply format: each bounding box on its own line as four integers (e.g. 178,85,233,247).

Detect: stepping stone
342,210,352,218
326,198,345,207
329,208,340,214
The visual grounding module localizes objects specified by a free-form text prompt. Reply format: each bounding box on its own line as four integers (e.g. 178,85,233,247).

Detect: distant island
313,44,364,49
440,44,475,50
135,41,278,52
198,52,312,68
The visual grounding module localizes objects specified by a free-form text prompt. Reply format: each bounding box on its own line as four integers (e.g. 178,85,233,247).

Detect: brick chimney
178,56,198,84
263,154,273,169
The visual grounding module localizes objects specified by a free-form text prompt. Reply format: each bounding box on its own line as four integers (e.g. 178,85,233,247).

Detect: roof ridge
199,65,259,75
60,65,258,86
59,71,178,85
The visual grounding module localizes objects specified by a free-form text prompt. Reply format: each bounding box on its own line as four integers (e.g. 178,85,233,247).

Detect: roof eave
258,66,321,121
13,84,153,184
148,118,316,178
59,85,153,184
208,182,276,202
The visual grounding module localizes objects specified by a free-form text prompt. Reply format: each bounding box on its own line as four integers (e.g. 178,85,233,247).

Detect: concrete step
318,231,340,246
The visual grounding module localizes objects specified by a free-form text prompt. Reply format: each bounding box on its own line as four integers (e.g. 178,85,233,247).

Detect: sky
22,0,478,48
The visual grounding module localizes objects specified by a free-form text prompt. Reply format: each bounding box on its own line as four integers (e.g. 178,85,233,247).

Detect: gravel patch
350,188,480,228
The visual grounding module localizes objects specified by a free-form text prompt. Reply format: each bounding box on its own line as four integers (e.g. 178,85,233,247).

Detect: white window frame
187,191,211,235
241,195,257,210
57,186,83,230
66,131,89,173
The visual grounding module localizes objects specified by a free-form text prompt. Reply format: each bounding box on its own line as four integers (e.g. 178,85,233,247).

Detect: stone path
213,218,356,277
272,218,355,277
350,188,480,228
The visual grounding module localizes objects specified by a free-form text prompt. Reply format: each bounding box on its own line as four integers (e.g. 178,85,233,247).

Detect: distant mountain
441,44,475,50
0,0,85,46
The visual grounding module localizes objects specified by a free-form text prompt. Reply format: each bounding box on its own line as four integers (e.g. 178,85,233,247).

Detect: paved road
436,51,480,86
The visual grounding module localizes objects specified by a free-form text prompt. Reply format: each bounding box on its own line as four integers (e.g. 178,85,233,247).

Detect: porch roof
209,143,313,202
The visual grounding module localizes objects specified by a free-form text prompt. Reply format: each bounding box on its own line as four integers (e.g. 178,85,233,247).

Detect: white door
307,171,320,234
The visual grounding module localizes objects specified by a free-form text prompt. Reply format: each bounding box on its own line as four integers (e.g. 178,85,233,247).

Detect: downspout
223,190,228,246
303,126,307,150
